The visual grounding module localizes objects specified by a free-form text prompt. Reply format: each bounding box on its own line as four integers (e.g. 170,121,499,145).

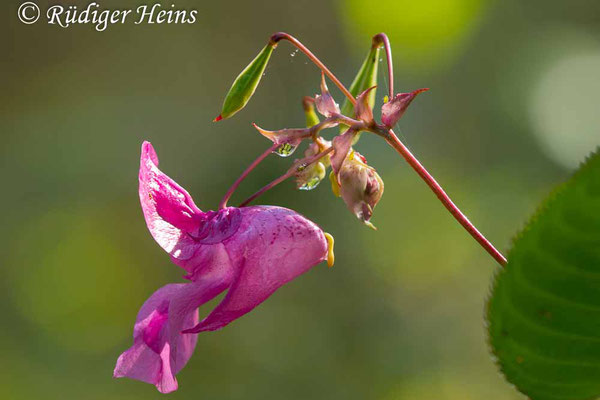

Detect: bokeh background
3,0,600,398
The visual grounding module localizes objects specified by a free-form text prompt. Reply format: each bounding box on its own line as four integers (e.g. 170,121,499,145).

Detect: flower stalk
240,146,335,207
270,32,356,105
380,127,508,266
372,33,394,100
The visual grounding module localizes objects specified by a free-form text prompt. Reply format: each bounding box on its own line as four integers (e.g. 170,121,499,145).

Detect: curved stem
219,143,279,210
240,147,335,207
373,33,394,99
270,32,356,106
384,129,507,266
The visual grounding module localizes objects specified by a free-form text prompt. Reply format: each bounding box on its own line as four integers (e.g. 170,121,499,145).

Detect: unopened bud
295,139,331,190
338,152,384,229
302,97,320,128
296,161,326,191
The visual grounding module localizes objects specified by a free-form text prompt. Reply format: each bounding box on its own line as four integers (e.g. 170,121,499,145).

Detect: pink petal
253,124,308,146
381,88,428,128
315,72,340,118
183,206,328,333
139,142,203,261
353,86,376,123
330,129,358,183
114,279,229,393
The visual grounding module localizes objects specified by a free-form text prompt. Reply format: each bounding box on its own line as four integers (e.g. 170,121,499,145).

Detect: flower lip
188,207,242,244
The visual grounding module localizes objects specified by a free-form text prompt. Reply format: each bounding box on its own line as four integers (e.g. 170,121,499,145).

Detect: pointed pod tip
252,123,275,140
363,220,378,230
213,115,223,122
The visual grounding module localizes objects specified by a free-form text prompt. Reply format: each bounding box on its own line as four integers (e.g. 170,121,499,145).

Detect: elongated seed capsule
339,44,380,131
215,42,275,121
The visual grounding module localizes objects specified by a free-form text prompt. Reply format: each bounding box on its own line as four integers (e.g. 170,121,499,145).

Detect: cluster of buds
239,60,422,227
249,72,393,226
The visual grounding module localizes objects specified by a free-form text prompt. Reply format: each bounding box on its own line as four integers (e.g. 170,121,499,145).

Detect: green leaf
487,149,600,400
215,43,275,121
339,44,380,131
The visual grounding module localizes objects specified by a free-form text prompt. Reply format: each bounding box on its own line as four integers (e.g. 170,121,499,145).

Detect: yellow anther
324,232,335,267
383,95,389,104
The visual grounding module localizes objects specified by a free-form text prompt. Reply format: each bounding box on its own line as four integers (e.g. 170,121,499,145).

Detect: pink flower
114,142,329,393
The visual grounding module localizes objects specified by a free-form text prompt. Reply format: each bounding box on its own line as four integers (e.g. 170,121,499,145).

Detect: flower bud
295,139,331,190
215,43,275,121
302,97,320,128
306,138,331,167
338,152,384,229
296,161,326,191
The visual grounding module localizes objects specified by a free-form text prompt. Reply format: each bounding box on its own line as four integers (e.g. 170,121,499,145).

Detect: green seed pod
339,44,380,131
215,43,275,121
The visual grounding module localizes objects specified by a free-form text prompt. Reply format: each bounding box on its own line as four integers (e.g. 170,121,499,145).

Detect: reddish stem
384,130,507,266
219,143,279,210
270,32,356,106
373,33,394,100
240,147,335,207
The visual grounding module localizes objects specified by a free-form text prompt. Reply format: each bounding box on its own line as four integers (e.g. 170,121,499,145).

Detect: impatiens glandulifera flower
334,151,384,229
381,88,429,128
114,142,331,393
314,72,340,118
214,42,275,121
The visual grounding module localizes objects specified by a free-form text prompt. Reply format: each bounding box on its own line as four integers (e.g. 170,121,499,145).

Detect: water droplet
379,58,383,62
299,176,322,191
273,143,297,157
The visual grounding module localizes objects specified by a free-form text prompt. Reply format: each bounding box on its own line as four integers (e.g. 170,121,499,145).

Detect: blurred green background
3,0,600,398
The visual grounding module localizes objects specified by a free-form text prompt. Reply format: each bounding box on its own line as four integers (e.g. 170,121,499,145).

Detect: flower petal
330,129,358,183
353,86,377,124
315,72,340,118
183,206,328,333
381,88,428,128
114,278,229,393
139,141,202,261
